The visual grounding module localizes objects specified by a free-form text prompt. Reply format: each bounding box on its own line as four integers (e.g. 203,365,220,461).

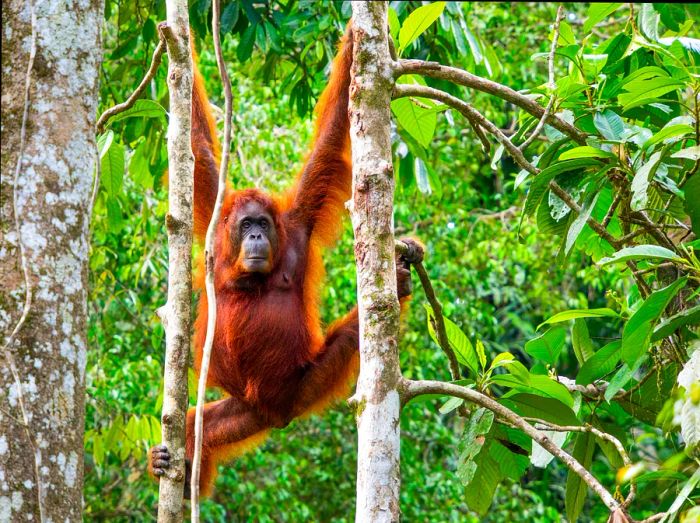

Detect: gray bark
348,3,402,522
156,4,195,522
0,0,103,521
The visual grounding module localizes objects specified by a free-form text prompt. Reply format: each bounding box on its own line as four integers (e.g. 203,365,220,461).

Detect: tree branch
190,0,233,518
402,378,621,514
96,37,166,134
395,59,587,145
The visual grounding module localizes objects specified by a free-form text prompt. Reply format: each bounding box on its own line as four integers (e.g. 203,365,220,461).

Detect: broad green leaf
524,327,566,364
388,7,400,41
398,2,446,53
599,244,682,266
622,278,688,366
489,352,515,371
559,146,616,161
565,432,595,522
391,97,437,148
425,305,479,375
237,24,256,62
457,408,494,484
496,370,574,407
686,176,700,235
128,142,154,190
604,361,638,401
101,139,125,199
565,191,599,254
630,151,662,210
584,3,622,33
414,157,431,194
523,158,603,218
594,110,625,140
462,19,483,63
638,3,660,42
439,396,464,415
672,145,700,161
571,319,595,365
645,124,694,147
576,340,621,385
539,308,618,329
105,99,166,126
652,304,700,342
502,393,579,426
490,441,529,481
476,339,487,371
557,21,576,47
619,78,684,110
463,447,501,515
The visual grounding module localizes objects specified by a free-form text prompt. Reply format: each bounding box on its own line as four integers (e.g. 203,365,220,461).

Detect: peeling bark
348,3,401,522
0,0,103,521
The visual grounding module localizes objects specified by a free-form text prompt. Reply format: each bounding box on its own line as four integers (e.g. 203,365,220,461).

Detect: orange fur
150,26,417,498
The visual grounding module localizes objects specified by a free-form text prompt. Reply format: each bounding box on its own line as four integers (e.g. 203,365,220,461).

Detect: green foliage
87,1,700,521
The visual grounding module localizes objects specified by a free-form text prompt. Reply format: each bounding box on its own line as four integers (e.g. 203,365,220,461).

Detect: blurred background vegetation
88,1,699,521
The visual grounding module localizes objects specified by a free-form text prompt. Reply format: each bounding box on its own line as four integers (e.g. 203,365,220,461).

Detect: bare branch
519,5,564,151
190,0,233,518
96,37,166,134
395,59,587,144
402,378,622,514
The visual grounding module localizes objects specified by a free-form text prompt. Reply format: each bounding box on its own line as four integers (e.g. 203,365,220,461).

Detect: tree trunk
348,3,401,522
0,0,103,521
156,3,195,522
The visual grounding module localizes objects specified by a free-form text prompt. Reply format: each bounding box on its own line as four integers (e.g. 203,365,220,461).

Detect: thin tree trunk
348,3,401,522
156,4,195,522
0,0,103,520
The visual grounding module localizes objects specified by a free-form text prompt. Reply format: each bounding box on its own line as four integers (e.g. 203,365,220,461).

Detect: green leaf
128,141,154,189
571,319,595,365
539,308,618,329
577,340,621,385
645,124,694,147
439,396,464,415
524,327,566,364
565,432,595,522
425,305,479,375
105,99,165,126
622,277,688,366
593,110,625,140
493,373,574,407
463,447,501,515
638,3,660,42
391,97,437,149
565,191,599,255
101,139,125,199
489,352,515,371
398,2,446,53
619,77,684,111
503,393,579,426
523,158,603,218
630,151,663,211
388,7,400,41
604,361,639,401
672,145,700,161
457,408,494,484
584,3,622,33
686,176,700,235
599,244,682,266
220,2,239,34
476,339,487,371
559,146,616,161
652,304,700,342
237,24,256,62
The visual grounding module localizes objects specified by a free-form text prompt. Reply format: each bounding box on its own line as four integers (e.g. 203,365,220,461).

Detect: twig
395,59,587,145
519,5,563,151
402,378,621,513
394,241,462,389
2,1,45,519
392,84,490,153
96,37,166,134
602,192,623,228
531,420,636,507
191,0,233,518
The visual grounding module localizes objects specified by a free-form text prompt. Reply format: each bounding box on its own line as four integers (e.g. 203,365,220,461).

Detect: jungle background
85,2,699,521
